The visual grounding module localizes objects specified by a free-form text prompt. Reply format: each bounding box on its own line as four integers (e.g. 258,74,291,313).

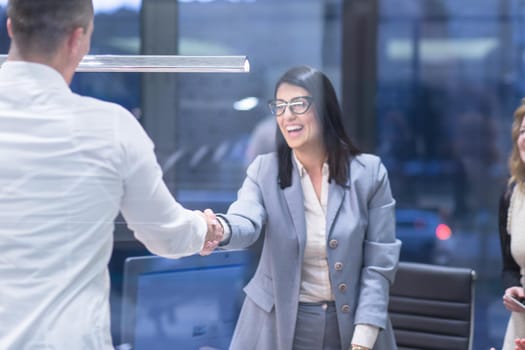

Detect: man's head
7,0,94,57
6,0,94,82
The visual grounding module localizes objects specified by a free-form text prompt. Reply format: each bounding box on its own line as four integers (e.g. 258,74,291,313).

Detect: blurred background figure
498,102,525,350
244,114,277,167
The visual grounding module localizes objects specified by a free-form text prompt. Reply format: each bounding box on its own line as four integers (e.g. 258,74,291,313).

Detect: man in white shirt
0,0,223,349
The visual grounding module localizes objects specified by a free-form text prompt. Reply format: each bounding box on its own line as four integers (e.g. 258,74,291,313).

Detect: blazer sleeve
499,182,521,289
354,157,401,328
217,156,267,249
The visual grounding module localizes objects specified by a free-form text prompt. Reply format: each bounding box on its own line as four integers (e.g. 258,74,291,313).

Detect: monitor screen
120,249,252,350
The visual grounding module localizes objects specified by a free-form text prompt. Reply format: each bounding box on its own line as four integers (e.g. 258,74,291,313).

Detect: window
376,1,523,347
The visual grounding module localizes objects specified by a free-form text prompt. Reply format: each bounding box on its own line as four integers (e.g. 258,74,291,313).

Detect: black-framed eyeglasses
268,96,313,116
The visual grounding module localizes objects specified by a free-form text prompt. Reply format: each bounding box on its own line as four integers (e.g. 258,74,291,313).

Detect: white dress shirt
0,62,207,349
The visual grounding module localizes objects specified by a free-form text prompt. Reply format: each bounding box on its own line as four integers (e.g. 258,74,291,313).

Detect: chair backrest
388,262,476,350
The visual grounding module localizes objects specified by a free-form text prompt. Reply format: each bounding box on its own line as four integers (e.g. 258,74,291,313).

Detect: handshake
196,208,225,256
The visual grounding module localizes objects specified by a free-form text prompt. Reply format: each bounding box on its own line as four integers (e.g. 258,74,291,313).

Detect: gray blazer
220,153,401,350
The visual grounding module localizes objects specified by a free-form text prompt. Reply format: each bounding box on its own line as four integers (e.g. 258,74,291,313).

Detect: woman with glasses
217,65,401,350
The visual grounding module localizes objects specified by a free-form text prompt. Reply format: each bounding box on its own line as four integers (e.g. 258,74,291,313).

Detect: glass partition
377,1,525,347
170,0,342,212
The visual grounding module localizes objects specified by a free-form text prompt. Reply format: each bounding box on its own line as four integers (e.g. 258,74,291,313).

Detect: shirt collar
292,151,329,178
0,61,71,92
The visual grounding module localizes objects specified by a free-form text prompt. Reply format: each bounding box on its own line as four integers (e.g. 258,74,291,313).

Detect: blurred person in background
217,65,401,350
244,114,277,167
498,100,525,350
0,1,222,349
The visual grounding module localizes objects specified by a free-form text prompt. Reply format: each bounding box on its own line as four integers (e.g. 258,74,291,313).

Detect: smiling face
275,83,324,155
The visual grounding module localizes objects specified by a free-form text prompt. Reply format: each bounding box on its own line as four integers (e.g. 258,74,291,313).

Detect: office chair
389,262,476,350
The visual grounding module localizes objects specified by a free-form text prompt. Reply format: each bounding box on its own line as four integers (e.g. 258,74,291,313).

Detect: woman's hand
351,345,370,350
516,337,525,350
503,286,525,313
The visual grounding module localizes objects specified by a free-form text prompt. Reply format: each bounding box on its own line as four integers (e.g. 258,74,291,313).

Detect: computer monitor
119,249,252,350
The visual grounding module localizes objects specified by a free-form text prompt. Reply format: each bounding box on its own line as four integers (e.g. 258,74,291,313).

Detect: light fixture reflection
233,97,259,111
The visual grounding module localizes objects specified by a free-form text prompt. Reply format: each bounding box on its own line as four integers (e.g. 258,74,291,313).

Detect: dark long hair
275,65,360,189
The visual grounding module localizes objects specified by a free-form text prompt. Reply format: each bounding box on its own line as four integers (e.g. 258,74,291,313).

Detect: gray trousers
292,301,342,350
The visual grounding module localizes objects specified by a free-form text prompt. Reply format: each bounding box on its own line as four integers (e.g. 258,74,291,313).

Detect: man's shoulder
72,93,129,115
70,93,139,128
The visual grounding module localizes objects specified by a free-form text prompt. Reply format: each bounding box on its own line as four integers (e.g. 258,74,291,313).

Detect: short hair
7,0,94,56
274,65,361,188
509,100,525,188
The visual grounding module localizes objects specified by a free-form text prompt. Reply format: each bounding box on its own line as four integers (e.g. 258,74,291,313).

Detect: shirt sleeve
115,108,207,258
351,324,379,349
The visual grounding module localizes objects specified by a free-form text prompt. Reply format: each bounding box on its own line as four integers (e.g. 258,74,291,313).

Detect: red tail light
435,223,452,240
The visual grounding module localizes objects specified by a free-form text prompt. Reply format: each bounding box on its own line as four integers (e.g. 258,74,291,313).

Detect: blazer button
334,262,343,271
338,283,347,292
341,304,351,313
329,239,338,248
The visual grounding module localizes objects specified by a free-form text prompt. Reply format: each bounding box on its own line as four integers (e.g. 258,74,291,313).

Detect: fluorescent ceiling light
93,0,140,12
387,38,498,62
0,55,250,73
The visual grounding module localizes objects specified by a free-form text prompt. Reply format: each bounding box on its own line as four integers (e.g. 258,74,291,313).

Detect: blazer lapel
326,180,346,237
283,165,307,251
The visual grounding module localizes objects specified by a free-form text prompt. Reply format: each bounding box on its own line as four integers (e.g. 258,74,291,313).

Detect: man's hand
198,208,224,256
